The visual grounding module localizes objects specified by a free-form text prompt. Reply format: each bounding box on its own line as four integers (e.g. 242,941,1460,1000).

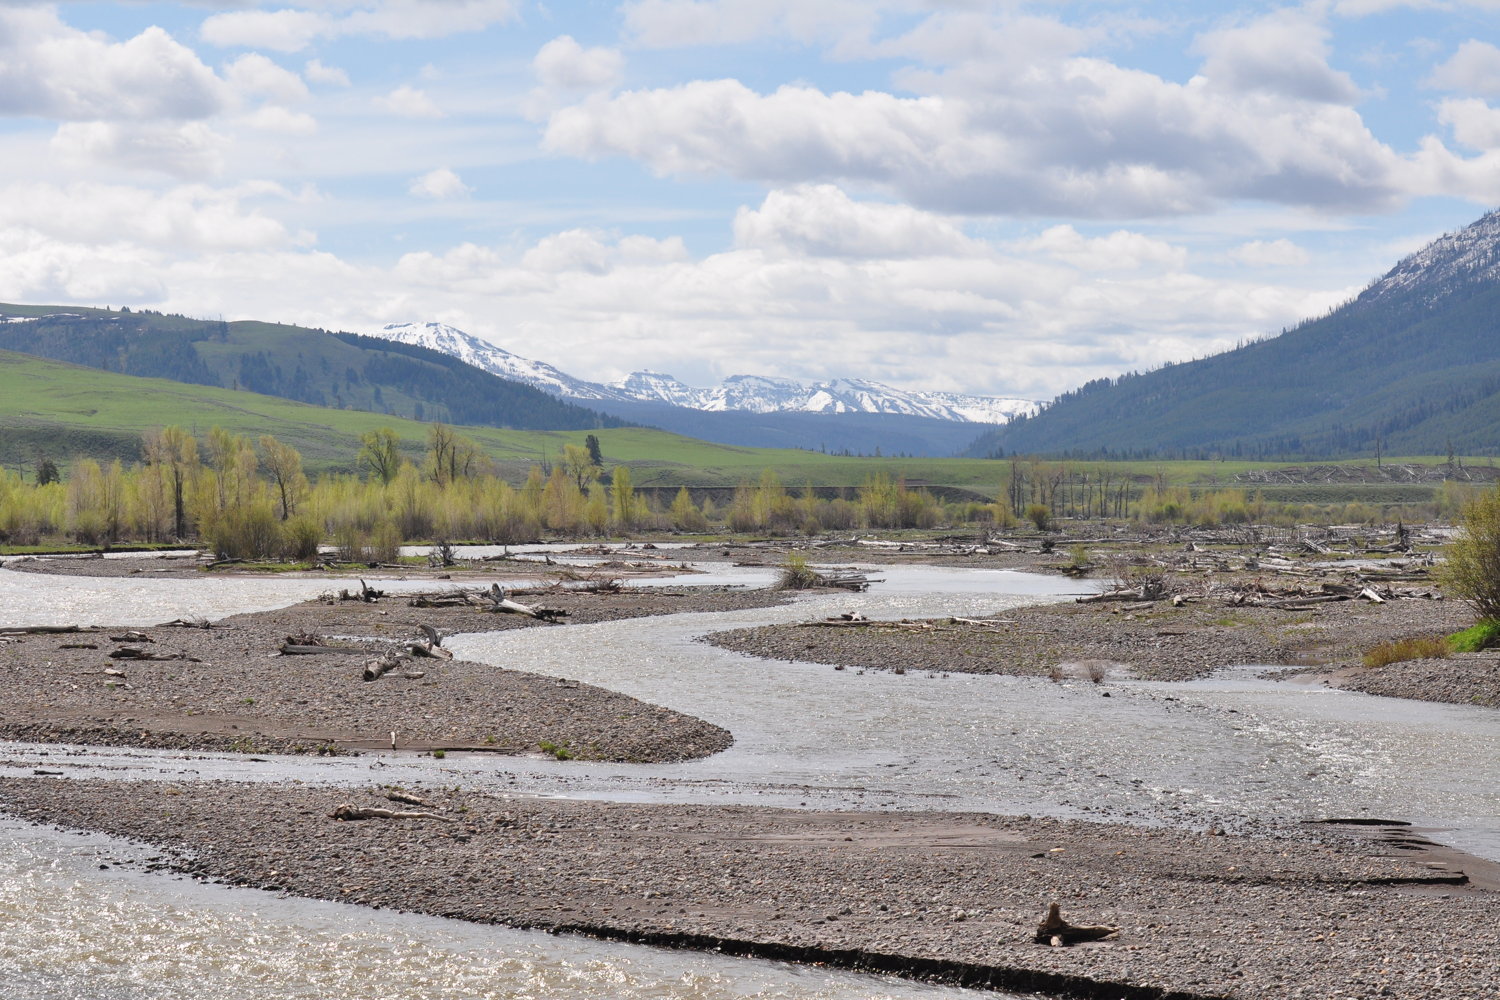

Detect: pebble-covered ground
0,585,789,761
2,777,1496,1000
706,594,1486,692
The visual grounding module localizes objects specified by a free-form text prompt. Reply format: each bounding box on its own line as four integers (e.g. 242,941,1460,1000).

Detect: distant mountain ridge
372,321,1037,425
966,207,1500,460
0,305,621,434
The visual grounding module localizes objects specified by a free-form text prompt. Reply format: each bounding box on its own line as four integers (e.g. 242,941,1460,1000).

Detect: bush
1448,620,1500,653
1362,636,1451,668
776,552,821,590
1439,487,1500,619
280,515,323,561
1024,503,1051,532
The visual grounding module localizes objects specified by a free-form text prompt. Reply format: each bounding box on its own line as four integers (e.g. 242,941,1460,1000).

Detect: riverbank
0,584,789,761
1,776,1495,1000
707,593,1474,682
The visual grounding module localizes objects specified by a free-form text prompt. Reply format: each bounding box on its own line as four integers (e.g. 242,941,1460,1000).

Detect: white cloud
622,0,888,50
201,1,518,52
244,106,319,135
304,59,352,87
1227,238,1311,267
1194,11,1361,104
1427,40,1500,97
50,121,229,178
0,182,1353,398
1438,97,1500,150
733,185,975,258
377,85,445,118
0,8,227,121
0,181,297,252
1018,226,1188,271
533,36,624,92
544,68,1418,217
409,167,472,200
225,53,310,105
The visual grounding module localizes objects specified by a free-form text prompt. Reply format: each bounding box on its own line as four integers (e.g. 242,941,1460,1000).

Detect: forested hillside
967,209,1500,459
0,304,621,433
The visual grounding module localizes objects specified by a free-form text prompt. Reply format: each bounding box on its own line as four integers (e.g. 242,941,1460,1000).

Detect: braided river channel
2,551,1498,998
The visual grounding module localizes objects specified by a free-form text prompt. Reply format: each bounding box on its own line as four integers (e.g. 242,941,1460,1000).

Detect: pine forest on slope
968,208,1500,461
0,304,622,435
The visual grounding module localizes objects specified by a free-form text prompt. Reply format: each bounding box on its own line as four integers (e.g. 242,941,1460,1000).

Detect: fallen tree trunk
0,625,99,635
108,646,199,661
361,654,402,682
330,803,453,822
1034,903,1119,947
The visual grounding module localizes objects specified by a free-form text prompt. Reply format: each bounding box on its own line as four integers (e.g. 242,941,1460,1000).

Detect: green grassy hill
0,303,621,433
4,349,1484,506
0,349,1014,487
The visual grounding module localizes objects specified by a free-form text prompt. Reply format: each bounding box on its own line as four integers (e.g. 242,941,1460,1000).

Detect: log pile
407,583,567,622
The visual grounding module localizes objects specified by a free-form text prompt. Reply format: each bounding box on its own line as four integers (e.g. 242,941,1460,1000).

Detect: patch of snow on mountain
370,322,625,401
1365,209,1500,302
373,320,1038,424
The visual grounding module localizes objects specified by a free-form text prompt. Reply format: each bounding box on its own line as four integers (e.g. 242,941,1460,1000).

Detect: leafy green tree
258,435,308,520
1440,486,1500,620
585,433,603,467
358,428,400,485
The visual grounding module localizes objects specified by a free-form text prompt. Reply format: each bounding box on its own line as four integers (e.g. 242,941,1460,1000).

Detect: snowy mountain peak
367,321,1037,424
372,321,621,401
1365,209,1500,303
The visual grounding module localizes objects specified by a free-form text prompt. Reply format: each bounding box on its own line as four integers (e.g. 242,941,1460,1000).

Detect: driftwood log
330,803,453,822
361,654,402,682
108,646,198,662
1034,903,1119,947
0,625,99,635
338,579,383,603
406,623,453,658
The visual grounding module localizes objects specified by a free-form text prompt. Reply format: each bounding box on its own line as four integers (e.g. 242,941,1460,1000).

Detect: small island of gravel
0,574,790,761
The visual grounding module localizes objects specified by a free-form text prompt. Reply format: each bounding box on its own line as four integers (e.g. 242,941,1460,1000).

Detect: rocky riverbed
1,777,1496,1000
0,583,789,761
707,593,1473,682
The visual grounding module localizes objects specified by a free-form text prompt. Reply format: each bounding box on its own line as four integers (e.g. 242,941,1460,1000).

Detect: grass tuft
1448,619,1500,653
1362,636,1451,668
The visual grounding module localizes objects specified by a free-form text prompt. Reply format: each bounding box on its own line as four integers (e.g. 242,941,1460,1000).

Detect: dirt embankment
1,777,1495,1000
0,585,789,761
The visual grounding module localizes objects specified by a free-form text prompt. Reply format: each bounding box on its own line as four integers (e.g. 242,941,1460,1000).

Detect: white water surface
0,819,996,1000
2,559,1499,995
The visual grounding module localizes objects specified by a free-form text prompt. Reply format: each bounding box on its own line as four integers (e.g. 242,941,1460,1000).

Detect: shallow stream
2,555,1498,996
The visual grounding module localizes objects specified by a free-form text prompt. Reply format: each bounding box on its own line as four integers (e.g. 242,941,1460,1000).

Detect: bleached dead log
330,803,453,822
158,618,212,629
1358,587,1386,603
1033,903,1119,947
361,654,402,682
339,579,383,603
108,646,198,661
0,625,99,635
108,631,152,643
385,790,428,807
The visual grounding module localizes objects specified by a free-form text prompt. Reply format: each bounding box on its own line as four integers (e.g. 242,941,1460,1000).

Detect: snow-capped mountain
1365,208,1500,303
370,321,1037,424
373,322,628,402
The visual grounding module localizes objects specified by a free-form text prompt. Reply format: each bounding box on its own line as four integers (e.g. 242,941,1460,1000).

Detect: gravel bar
2,778,1496,1000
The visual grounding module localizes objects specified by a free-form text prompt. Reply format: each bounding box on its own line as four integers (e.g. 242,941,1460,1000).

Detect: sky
1,1,1499,402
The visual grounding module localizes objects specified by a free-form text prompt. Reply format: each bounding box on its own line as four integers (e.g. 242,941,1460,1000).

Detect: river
2,553,1498,997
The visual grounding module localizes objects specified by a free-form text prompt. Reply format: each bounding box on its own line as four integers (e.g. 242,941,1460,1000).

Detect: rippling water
3,557,1498,997
0,819,991,1000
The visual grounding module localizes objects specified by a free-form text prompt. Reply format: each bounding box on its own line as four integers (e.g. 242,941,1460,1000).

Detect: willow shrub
1439,486,1500,620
